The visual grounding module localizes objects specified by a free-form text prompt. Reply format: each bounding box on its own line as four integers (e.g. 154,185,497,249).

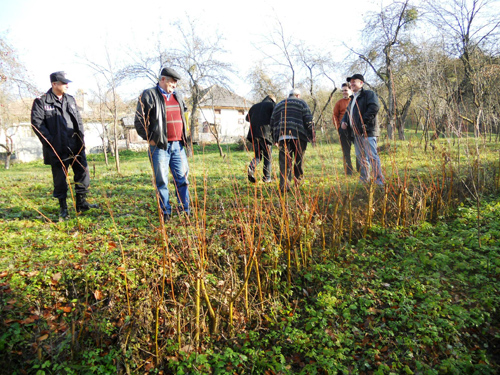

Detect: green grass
0,138,499,374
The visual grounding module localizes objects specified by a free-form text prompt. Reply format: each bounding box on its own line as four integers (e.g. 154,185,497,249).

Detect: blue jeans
149,142,190,215
353,136,384,185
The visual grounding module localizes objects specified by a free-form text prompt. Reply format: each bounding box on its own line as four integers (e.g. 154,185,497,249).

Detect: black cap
160,67,182,81
50,71,71,84
347,74,365,83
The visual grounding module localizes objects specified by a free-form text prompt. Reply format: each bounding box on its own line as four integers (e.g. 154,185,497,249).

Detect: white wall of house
198,108,249,143
1,122,110,163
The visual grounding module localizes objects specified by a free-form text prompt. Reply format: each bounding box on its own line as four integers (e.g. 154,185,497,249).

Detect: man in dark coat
246,94,276,183
134,67,190,222
270,89,314,192
31,71,98,219
341,74,384,185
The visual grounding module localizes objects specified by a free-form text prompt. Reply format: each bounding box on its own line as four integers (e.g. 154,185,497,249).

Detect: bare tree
198,86,225,158
121,16,233,156
348,0,418,140
247,61,286,103
257,16,337,136
88,83,111,167
169,17,234,154
0,36,38,169
84,48,125,173
426,0,500,135
259,17,297,89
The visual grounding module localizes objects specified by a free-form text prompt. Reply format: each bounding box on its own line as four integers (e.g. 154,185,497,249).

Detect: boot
76,193,99,213
58,198,69,219
247,163,256,183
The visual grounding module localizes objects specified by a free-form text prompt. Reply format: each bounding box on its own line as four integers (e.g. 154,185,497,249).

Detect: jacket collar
157,84,177,99
45,88,65,106
350,87,365,99
45,89,56,104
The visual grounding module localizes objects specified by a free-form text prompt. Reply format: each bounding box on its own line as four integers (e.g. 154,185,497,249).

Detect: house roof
198,85,253,109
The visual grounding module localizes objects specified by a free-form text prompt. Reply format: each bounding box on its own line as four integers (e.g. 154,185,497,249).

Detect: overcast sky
1,0,381,100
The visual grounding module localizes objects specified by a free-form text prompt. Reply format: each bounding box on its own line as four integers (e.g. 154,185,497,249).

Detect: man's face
349,79,363,93
160,76,177,94
341,86,352,99
52,81,68,96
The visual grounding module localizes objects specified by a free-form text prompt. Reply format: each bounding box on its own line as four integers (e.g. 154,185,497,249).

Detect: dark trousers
51,151,90,199
338,128,354,175
249,138,272,180
278,138,307,190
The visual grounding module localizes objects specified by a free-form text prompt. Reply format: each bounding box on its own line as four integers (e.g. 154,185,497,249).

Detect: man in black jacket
134,67,190,222
246,94,276,183
341,74,384,185
271,89,314,192
31,71,98,219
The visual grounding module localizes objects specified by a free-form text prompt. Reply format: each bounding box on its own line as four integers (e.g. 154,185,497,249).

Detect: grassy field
0,136,499,374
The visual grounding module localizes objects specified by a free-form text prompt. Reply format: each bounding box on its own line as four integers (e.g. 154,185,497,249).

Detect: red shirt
333,98,350,130
162,94,183,141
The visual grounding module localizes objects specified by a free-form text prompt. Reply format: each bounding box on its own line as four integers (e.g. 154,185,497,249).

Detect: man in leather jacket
341,74,384,185
31,71,98,219
134,67,190,222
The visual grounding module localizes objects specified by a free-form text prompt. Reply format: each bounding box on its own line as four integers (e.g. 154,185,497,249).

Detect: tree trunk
4,152,11,170
101,135,109,167
1,141,13,169
386,115,395,140
113,116,120,174
396,93,414,141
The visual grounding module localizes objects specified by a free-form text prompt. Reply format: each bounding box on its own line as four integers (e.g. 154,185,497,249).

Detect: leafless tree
425,0,500,135
246,61,286,103
198,87,225,158
348,0,418,140
168,17,234,154
0,36,38,169
258,16,297,89
88,83,111,167
257,16,337,136
121,16,233,156
84,48,125,173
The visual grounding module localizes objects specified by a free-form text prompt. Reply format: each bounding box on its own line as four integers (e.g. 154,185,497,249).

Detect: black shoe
58,198,69,220
76,194,99,213
248,165,256,183
163,213,171,222
262,177,272,183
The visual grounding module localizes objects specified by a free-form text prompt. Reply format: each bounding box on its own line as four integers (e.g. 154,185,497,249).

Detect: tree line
1,0,499,170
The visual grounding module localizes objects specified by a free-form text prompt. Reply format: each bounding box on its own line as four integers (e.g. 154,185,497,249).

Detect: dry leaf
94,290,103,300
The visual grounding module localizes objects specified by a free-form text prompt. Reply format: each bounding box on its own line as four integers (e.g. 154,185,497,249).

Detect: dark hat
160,67,182,81
50,71,71,84
347,74,365,82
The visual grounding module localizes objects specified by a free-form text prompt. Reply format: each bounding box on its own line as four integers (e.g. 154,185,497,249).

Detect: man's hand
341,122,347,130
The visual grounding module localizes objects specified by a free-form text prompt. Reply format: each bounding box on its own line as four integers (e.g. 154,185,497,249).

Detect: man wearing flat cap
341,74,384,185
31,71,98,219
134,67,190,222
